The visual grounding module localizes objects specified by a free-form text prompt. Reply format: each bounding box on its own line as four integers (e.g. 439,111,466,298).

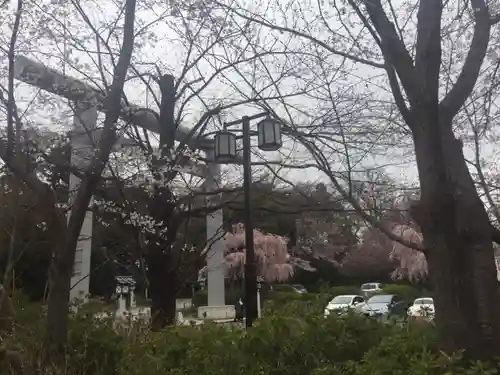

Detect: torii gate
13,56,226,310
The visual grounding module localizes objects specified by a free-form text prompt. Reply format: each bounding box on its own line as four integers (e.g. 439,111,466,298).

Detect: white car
360,282,383,295
407,297,435,320
324,295,365,317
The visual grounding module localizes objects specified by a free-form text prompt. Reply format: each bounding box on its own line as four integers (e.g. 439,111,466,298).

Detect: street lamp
214,130,238,162
213,112,282,328
257,116,282,151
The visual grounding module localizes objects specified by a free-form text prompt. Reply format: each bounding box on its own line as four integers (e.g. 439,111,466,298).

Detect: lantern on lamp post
212,112,283,328
214,130,237,163
257,117,282,151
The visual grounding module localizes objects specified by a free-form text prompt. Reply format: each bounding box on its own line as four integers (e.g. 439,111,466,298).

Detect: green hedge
272,284,298,293
1,291,496,375
265,291,329,306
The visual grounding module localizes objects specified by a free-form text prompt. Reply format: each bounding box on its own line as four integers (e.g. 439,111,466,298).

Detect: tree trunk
414,119,500,360
45,215,73,358
147,251,177,330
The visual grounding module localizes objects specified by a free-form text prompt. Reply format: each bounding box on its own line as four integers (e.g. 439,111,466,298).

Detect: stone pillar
203,151,225,306
130,286,136,308
69,103,97,304
495,256,500,281
118,294,126,311
257,288,261,318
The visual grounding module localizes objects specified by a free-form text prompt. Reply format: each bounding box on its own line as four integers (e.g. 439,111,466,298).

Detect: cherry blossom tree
389,224,427,282
0,0,138,356
354,176,429,282
1,0,307,337
210,0,500,358
94,145,211,329
199,223,294,283
340,228,396,281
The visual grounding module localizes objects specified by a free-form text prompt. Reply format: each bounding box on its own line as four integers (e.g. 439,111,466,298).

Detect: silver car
356,294,399,318
324,295,364,317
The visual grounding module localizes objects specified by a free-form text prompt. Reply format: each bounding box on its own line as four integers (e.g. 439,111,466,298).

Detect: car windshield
361,283,378,290
367,295,393,304
330,296,353,304
414,298,433,305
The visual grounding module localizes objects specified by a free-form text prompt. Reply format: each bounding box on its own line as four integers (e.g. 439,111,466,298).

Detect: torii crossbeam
13,55,226,310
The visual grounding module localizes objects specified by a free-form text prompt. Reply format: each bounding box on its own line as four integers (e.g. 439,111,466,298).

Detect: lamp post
213,112,282,328
257,276,264,319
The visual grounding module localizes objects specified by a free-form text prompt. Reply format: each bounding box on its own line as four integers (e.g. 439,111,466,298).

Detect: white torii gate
13,56,226,311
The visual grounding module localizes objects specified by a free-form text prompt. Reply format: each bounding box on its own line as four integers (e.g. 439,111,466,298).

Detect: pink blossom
203,223,294,282
389,224,428,281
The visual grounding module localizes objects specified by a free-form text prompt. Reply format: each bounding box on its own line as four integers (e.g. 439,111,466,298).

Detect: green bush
272,284,298,293
0,293,124,375
264,291,330,312
2,290,496,375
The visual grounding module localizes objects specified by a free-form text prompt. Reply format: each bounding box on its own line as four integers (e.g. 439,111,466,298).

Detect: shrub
0,293,124,375
272,284,298,293
2,290,496,375
119,307,390,375
264,291,330,314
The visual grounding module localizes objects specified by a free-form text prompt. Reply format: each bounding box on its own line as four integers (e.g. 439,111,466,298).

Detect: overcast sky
3,0,500,198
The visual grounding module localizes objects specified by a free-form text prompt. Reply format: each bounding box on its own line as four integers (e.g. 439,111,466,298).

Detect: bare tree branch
439,0,491,120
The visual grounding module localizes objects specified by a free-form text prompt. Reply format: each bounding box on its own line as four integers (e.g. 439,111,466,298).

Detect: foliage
264,291,329,311
1,293,123,375
271,284,300,293
1,293,497,375
293,183,358,263
340,228,397,282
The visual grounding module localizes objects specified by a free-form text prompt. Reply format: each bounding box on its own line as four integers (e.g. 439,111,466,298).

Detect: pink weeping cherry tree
200,223,294,283
389,224,428,282
357,180,429,282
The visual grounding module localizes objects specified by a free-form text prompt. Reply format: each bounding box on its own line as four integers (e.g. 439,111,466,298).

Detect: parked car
324,295,365,317
290,284,308,294
271,284,307,293
388,300,413,321
356,294,400,318
408,297,434,320
360,282,383,296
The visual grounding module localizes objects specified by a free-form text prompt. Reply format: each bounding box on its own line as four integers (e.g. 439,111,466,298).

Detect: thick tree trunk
414,120,500,359
147,251,177,330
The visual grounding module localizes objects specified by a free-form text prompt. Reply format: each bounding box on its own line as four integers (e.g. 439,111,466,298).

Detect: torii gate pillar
203,151,225,307
68,103,97,303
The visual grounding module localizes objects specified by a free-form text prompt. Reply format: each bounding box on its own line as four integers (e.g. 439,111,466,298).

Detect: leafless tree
181,0,500,359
